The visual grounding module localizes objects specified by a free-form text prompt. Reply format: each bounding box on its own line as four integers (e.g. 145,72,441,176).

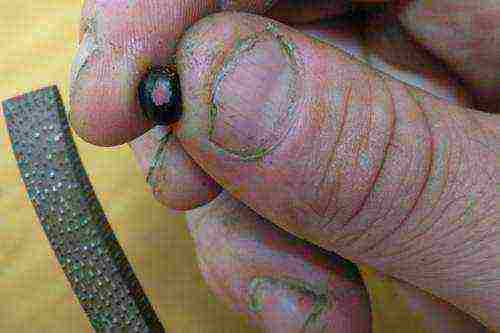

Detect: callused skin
175,12,499,329
187,191,372,333
70,0,499,330
69,0,279,146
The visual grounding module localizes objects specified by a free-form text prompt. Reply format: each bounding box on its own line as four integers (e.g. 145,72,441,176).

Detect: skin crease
129,16,489,332
71,1,500,330
129,7,474,211
70,0,387,147
187,191,373,333
129,125,222,210
175,12,499,329
187,190,487,332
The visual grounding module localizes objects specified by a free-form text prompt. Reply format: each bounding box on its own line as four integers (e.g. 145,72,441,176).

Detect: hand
69,1,499,332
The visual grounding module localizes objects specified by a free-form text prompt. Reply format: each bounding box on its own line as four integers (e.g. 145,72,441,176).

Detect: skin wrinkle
446,224,497,260
335,76,403,249
335,136,414,251
433,197,481,244
430,211,497,267
386,193,470,264
315,84,351,223
356,84,436,256
299,100,330,219
363,94,460,258
428,151,491,245
444,244,496,271
351,148,416,249
175,11,496,326
332,79,398,246
305,100,331,218
340,77,374,224
146,129,173,189
332,74,395,235
464,109,496,152
394,220,497,281
322,85,352,213
377,139,451,257
438,252,500,276
415,232,492,276
473,111,500,138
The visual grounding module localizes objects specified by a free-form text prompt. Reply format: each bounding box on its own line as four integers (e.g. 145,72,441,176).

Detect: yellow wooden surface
0,1,482,332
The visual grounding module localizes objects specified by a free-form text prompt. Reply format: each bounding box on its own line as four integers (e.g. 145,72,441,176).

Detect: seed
137,63,182,125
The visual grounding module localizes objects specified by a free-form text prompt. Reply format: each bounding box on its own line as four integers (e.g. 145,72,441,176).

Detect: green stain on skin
263,0,278,10
426,139,448,203
248,276,332,331
248,277,266,313
146,130,173,189
208,24,300,162
462,195,476,224
265,22,297,60
240,146,271,161
303,294,330,332
264,22,280,36
207,104,218,138
372,182,382,194
360,152,371,169
406,87,427,110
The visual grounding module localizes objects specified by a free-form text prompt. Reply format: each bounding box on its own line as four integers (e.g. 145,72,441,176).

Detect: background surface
0,1,456,332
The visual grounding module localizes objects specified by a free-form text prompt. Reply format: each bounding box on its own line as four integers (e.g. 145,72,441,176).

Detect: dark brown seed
138,64,182,125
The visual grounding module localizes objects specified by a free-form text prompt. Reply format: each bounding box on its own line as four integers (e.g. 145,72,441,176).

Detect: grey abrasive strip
2,86,165,332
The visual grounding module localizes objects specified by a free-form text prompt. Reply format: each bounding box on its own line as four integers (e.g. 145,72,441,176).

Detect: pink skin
70,1,499,331
188,190,487,332
175,12,498,329
397,0,500,113
187,191,373,333
70,0,213,146
128,19,485,331
129,125,222,210
127,8,475,212
363,269,488,332
69,0,280,146
293,14,472,107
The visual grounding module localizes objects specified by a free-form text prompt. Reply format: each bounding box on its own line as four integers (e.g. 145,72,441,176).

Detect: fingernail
248,276,330,332
208,30,300,160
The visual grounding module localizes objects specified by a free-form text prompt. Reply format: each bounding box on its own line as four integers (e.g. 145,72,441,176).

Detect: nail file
2,86,165,332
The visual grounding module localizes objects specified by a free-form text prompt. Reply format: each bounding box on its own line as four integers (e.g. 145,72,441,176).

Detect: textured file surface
2,86,165,332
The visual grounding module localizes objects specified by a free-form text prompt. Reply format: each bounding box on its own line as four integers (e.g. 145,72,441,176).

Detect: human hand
69,1,499,332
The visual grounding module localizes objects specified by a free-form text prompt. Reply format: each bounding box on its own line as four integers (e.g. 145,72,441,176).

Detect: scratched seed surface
3,86,164,332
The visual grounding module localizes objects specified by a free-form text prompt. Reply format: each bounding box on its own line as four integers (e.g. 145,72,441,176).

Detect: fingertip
129,126,223,210
186,192,372,333
79,0,97,45
69,43,154,146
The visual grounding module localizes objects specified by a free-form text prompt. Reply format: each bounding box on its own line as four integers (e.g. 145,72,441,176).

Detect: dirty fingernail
248,276,330,332
208,31,299,160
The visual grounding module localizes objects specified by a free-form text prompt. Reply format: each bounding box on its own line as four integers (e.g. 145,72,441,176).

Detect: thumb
175,12,499,330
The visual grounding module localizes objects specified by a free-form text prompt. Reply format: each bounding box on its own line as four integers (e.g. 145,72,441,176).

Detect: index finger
69,0,278,147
